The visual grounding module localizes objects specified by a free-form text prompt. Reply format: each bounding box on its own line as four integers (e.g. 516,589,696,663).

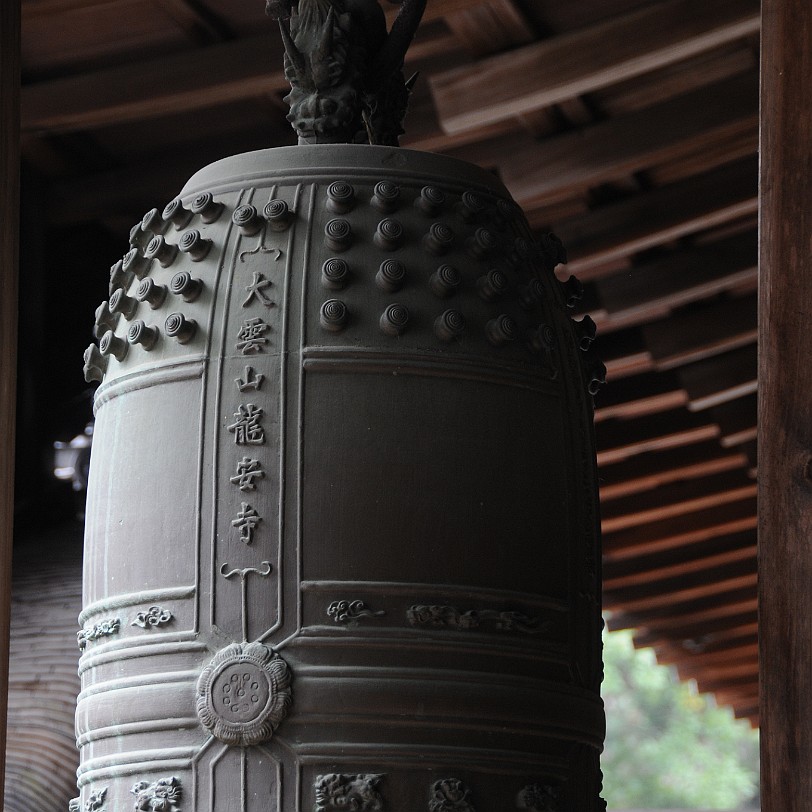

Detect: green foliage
601,628,760,810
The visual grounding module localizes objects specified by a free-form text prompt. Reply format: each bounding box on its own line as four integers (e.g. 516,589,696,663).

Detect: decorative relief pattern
131,777,182,812
220,562,274,642
77,618,120,650
84,788,108,812
429,778,475,812
314,773,384,811
220,561,273,581
516,783,562,811
238,230,284,263
131,606,173,629
327,600,385,623
196,643,291,746
406,605,548,635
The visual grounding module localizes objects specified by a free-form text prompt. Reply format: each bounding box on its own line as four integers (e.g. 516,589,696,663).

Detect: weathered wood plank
430,0,760,134
692,671,760,694
595,231,757,329
634,614,757,652
643,293,757,370
679,344,757,411
601,470,758,533
712,393,758,448
445,74,757,211
444,0,534,57
598,441,746,500
596,408,720,467
604,532,756,589
0,0,19,792
553,156,758,279
22,0,193,76
154,0,233,44
655,636,759,668
676,653,758,682
595,371,688,424
608,590,758,633
759,0,812,803
497,72,758,207
603,498,757,560
593,43,757,116
596,328,653,379
606,565,756,614
22,35,286,134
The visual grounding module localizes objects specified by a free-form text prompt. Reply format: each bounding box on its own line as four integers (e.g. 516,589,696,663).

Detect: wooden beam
593,43,757,116
676,653,758,683
647,126,757,187
608,591,758,633
655,635,759,666
597,328,654,380
595,372,689,425
691,671,760,694
598,441,747,501
712,393,758,448
709,691,760,716
609,586,757,631
444,0,535,58
603,497,757,561
153,0,233,45
633,612,758,650
644,293,757,370
759,0,812,803
593,231,757,331
384,0,491,26
604,533,756,590
605,568,756,614
733,705,759,724
601,469,757,533
0,0,19,792
22,35,287,135
551,156,757,280
442,72,757,192
492,72,758,208
680,344,757,411
596,407,719,466
430,0,760,134
20,14,459,138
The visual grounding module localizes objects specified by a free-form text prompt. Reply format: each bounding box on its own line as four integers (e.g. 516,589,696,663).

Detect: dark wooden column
0,0,20,795
759,0,812,807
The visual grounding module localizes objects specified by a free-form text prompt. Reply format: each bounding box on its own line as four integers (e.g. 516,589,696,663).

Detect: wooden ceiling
18,0,761,724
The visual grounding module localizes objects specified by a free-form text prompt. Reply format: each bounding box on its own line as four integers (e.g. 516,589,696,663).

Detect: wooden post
0,0,20,796
759,0,812,807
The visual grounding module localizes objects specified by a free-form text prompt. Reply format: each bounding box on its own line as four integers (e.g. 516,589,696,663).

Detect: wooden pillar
0,0,20,795
759,0,812,807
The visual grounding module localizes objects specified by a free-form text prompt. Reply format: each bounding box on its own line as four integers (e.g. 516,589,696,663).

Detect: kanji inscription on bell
77,3,604,801
227,405,265,445
236,318,270,354
231,457,265,491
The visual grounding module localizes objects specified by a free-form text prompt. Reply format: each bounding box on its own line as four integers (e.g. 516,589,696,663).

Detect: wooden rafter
430,0,760,134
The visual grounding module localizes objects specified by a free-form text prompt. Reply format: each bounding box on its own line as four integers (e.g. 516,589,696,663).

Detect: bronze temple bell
77,2,606,810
